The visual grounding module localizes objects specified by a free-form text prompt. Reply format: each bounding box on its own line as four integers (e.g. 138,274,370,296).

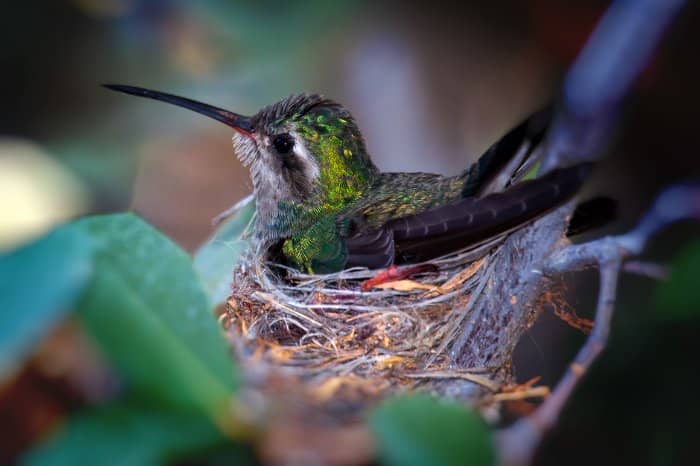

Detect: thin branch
498,181,699,466
533,259,620,428
622,260,668,280
497,259,620,466
617,183,700,253
494,5,686,452
545,184,700,275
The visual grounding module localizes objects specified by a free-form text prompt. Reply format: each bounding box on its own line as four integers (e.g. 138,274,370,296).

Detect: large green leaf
655,241,700,321
194,195,255,305
370,395,494,466
0,226,93,380
74,213,238,417
18,401,243,466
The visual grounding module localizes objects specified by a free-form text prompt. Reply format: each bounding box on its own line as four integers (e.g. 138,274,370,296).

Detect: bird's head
104,85,378,233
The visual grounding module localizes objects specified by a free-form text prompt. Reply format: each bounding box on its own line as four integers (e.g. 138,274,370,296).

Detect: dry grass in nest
221,235,537,415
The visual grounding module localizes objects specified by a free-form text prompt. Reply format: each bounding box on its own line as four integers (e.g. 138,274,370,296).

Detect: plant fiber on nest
220,232,539,413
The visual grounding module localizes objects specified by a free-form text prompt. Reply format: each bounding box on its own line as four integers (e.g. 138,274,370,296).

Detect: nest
221,231,538,416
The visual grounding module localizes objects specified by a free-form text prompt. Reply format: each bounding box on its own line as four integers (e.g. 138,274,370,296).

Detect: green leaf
194,195,255,305
182,443,258,466
0,226,93,380
370,395,494,466
19,401,234,466
74,213,238,417
655,241,700,321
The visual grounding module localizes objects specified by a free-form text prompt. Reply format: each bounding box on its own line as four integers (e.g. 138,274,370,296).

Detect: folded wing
344,163,590,267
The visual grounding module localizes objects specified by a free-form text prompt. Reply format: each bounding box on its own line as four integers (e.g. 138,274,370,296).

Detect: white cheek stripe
291,130,320,181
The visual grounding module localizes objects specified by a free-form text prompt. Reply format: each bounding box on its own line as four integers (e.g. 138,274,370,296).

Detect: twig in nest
490,387,550,403
401,370,500,393
430,258,486,297
226,235,504,408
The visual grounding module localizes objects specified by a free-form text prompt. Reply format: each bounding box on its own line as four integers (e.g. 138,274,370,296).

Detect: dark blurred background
1,1,699,465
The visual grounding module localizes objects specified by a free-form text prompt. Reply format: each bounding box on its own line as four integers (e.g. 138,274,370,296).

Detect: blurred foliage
370,395,494,466
74,214,238,415
0,213,242,464
3,0,700,465
18,400,238,466
0,227,93,379
655,240,700,321
0,140,91,251
2,211,498,465
194,195,255,305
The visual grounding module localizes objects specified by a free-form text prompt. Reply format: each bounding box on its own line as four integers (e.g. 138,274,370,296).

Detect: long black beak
102,84,254,135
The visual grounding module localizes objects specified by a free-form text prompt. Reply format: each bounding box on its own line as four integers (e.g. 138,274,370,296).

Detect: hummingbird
104,84,592,274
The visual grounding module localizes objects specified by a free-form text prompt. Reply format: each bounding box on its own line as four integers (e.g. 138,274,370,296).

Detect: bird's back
351,172,465,229
339,106,592,268
351,105,553,230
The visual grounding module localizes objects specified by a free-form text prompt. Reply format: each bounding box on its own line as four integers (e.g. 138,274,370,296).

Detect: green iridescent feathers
99,86,564,274
256,98,376,272
251,96,553,274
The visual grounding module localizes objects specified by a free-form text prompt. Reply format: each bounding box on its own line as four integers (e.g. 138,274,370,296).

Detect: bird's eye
272,133,294,155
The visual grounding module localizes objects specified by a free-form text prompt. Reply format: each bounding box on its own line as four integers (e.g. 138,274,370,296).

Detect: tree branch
445,0,684,374
497,181,700,466
545,184,700,275
489,1,689,464
542,0,685,173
